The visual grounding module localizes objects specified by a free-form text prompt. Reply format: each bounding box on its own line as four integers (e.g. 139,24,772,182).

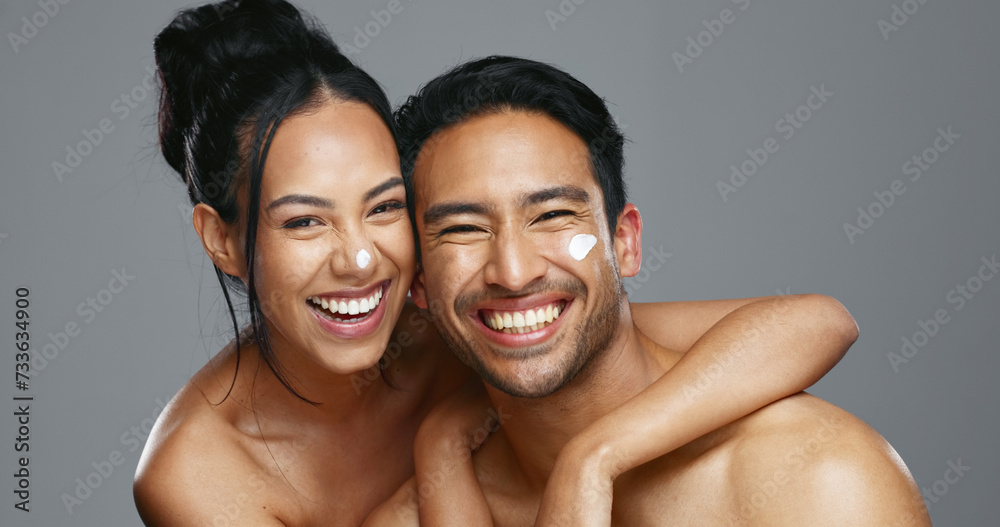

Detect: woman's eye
371,201,406,216
283,217,320,229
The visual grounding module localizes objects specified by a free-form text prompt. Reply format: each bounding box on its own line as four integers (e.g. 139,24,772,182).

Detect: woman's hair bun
153,0,329,184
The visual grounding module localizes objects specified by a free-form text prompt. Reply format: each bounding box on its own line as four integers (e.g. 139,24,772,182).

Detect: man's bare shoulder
615,393,929,526
720,392,930,526
133,347,284,526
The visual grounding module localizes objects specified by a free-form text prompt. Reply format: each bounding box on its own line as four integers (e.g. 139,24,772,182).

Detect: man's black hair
395,56,627,238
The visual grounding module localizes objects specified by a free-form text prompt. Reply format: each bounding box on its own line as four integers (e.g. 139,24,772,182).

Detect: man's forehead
412,111,594,205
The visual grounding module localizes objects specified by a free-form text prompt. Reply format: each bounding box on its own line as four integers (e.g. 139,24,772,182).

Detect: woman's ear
192,203,246,279
613,203,643,278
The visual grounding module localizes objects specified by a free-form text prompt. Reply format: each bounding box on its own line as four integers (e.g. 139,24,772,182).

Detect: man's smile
479,299,567,334
465,292,577,350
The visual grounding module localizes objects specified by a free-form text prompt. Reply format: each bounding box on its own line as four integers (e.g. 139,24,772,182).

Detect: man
395,56,931,525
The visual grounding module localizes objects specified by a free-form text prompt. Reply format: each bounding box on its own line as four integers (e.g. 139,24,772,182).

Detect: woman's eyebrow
266,194,335,211
363,176,404,202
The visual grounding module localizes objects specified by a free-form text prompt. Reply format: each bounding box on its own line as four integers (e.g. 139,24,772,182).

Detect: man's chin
479,370,570,399
437,321,590,398
472,355,582,399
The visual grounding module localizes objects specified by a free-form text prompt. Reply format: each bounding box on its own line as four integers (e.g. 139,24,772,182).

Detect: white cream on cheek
356,249,371,269
568,233,598,261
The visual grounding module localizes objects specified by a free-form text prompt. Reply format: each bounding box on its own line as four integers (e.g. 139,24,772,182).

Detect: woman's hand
412,378,498,526
534,436,616,527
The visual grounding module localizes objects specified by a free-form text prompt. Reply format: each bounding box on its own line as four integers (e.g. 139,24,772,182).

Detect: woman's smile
306,279,392,339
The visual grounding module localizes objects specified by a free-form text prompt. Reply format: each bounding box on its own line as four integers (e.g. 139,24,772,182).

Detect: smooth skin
135,100,860,526
367,110,931,526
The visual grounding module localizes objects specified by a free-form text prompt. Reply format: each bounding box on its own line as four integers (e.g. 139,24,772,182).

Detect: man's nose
483,231,548,291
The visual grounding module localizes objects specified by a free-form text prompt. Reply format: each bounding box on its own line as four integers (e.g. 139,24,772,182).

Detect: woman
134,1,857,525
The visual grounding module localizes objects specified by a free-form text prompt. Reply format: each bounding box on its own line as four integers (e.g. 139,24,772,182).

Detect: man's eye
537,210,574,222
283,217,320,229
440,225,482,235
371,201,406,216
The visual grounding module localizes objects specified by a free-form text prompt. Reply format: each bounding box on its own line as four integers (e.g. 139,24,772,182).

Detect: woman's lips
307,281,391,339
307,283,385,319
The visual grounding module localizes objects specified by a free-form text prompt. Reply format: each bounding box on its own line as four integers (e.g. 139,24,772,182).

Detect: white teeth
309,285,384,320
484,301,566,334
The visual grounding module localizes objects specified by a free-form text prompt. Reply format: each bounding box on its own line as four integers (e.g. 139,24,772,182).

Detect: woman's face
249,100,415,375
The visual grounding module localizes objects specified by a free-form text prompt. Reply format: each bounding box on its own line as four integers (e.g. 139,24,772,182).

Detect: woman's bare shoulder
133,344,283,526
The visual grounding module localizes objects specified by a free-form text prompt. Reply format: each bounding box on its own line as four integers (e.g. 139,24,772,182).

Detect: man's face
410,111,633,398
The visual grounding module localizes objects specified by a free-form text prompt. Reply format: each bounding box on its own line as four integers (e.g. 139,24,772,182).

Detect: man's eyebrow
520,185,590,208
423,201,494,226
363,177,404,202
266,194,334,211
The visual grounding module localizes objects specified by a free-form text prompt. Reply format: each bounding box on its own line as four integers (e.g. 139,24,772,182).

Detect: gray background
1,0,997,525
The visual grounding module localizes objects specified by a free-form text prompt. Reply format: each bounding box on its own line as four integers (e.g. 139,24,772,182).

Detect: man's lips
479,299,567,334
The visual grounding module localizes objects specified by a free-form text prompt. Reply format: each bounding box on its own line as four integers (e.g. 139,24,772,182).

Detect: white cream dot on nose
356,249,371,269
568,234,597,261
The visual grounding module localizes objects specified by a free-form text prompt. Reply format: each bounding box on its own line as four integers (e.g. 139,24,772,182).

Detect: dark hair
154,0,395,402
395,56,627,237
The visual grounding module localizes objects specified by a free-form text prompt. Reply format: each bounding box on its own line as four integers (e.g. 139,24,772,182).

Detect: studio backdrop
1,0,997,525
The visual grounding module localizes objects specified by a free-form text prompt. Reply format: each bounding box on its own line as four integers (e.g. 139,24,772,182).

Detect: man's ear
192,203,246,279
612,203,643,278
409,265,429,309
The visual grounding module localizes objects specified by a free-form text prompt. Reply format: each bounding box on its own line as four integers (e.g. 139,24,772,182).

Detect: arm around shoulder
633,293,858,361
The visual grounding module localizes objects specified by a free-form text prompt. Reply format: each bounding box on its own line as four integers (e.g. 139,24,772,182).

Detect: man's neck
483,306,667,489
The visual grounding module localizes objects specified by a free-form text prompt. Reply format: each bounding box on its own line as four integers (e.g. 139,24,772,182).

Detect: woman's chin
305,331,396,375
